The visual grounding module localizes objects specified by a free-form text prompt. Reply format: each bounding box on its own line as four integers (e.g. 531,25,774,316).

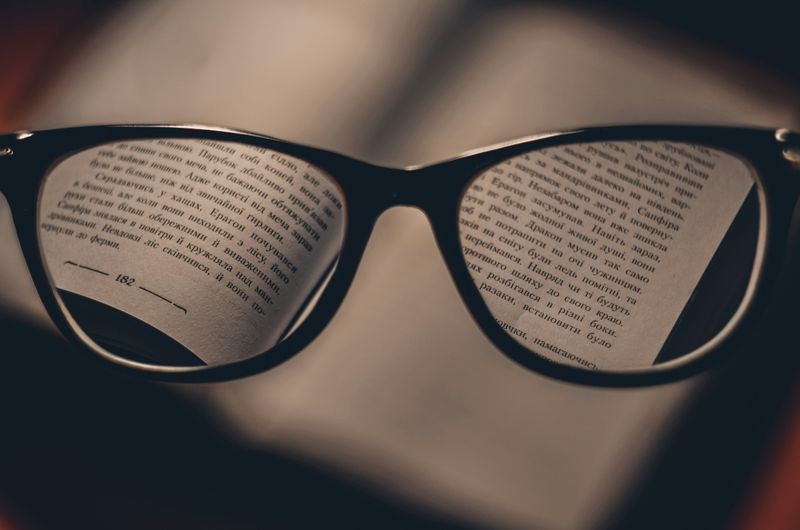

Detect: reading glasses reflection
37,137,759,372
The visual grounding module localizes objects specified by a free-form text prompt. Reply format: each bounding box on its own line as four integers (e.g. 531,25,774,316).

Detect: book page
460,141,754,369
38,138,345,365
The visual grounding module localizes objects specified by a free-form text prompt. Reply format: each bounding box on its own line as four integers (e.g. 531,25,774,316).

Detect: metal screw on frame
782,147,800,168
0,147,13,157
776,128,800,170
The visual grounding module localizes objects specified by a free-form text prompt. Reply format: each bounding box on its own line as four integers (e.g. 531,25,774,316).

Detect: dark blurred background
0,1,799,529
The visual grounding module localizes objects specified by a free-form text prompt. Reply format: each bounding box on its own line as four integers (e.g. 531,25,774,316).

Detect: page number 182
115,274,135,286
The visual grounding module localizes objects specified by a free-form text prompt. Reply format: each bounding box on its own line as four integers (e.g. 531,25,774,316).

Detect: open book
9,2,798,528
39,138,345,366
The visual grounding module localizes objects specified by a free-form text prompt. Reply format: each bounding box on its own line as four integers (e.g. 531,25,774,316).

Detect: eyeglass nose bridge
354,164,437,210
364,164,461,214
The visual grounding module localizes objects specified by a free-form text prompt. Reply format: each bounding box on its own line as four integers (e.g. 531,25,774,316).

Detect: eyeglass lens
458,141,759,371
38,139,346,367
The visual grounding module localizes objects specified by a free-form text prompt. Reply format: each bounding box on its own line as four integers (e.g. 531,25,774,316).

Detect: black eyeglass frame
1,124,798,387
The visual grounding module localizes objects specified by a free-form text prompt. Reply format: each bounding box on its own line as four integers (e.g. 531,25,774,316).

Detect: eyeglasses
1,124,798,386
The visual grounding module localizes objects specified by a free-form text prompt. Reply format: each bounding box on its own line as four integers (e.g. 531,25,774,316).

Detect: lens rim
8,125,364,382
428,126,794,387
